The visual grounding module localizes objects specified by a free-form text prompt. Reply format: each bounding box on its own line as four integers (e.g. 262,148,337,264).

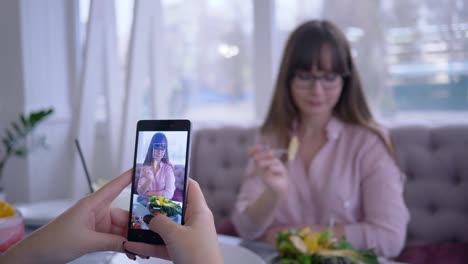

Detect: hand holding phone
127,120,191,245
123,179,223,264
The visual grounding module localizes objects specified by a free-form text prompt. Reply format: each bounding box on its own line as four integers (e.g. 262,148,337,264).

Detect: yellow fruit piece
157,196,169,206
304,232,321,253
288,136,299,161
289,235,307,253
299,227,311,238
0,200,16,218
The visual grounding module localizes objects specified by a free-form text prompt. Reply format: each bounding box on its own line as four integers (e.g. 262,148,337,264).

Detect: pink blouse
137,163,176,199
231,117,409,257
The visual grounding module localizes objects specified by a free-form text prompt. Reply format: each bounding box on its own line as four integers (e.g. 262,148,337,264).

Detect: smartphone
127,120,191,244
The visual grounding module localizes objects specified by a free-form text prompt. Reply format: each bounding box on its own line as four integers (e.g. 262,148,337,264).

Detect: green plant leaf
11,121,23,136
6,129,14,142
337,236,353,250
15,149,27,157
29,112,39,126
318,230,330,246
20,113,29,129
2,138,11,152
28,109,54,127
355,249,379,264
298,254,312,264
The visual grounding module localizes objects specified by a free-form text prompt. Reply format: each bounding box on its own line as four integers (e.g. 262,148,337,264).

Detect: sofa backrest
391,125,468,244
189,126,256,224
189,124,468,245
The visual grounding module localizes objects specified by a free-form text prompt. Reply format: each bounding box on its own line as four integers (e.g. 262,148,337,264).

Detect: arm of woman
123,179,223,264
344,135,409,258
1,170,133,264
158,164,176,199
231,145,289,240
262,137,408,256
137,167,153,195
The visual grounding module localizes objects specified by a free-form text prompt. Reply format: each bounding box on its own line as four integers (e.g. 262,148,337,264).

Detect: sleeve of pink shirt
136,166,150,195
231,132,286,240
231,159,275,240
344,132,410,258
159,164,176,199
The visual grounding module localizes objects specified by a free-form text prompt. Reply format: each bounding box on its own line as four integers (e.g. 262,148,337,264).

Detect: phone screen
128,120,190,244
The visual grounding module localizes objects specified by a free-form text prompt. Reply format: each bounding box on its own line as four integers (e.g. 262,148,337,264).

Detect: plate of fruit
0,201,24,253
273,227,379,264
147,196,182,220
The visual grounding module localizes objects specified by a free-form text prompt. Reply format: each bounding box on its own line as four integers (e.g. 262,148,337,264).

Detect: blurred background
0,0,467,203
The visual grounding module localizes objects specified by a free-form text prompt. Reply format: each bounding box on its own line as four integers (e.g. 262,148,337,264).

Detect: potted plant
0,109,54,200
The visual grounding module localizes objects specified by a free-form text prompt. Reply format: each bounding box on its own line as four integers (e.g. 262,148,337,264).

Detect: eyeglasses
292,71,343,90
153,143,167,151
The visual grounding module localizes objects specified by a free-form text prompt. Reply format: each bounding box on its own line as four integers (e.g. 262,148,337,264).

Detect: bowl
0,210,25,253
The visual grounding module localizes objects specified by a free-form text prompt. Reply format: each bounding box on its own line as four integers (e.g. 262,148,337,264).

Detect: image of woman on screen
137,132,176,199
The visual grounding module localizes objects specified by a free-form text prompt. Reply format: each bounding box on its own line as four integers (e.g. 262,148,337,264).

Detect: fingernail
122,241,138,259
125,252,136,261
125,250,137,260
143,214,154,225
124,248,138,256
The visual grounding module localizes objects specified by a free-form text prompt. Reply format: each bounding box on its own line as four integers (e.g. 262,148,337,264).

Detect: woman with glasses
137,132,176,199
231,20,409,258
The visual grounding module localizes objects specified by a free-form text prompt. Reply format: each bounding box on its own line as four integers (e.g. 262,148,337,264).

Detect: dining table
17,199,407,264
25,223,407,264
63,234,272,264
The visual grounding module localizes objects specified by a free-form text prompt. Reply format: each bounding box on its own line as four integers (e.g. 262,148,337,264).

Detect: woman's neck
299,113,331,138
153,161,160,171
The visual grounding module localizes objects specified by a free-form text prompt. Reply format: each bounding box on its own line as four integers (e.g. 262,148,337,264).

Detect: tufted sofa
189,124,468,262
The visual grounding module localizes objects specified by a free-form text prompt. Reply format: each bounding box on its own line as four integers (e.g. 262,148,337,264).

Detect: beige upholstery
189,124,468,245
391,125,468,244
189,127,256,223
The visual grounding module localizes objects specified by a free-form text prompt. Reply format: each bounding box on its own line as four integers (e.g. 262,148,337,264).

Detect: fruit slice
288,135,299,161
0,201,15,218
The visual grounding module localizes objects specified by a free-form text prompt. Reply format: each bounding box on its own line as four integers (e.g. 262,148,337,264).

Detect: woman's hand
2,169,134,264
140,167,154,192
123,179,223,264
145,190,159,197
249,144,289,196
141,166,150,179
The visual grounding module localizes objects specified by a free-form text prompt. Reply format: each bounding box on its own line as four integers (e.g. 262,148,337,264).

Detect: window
160,0,254,122
79,0,254,123
79,0,468,124
79,0,134,121
276,0,468,124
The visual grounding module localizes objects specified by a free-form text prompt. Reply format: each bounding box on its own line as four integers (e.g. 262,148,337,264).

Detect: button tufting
222,159,230,169
220,208,228,218
207,182,215,193
428,203,438,214
453,175,461,186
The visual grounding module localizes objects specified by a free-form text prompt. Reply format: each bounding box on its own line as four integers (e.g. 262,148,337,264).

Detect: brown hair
261,20,396,159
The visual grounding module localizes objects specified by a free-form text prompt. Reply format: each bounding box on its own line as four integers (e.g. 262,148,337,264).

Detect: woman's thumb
143,214,179,239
